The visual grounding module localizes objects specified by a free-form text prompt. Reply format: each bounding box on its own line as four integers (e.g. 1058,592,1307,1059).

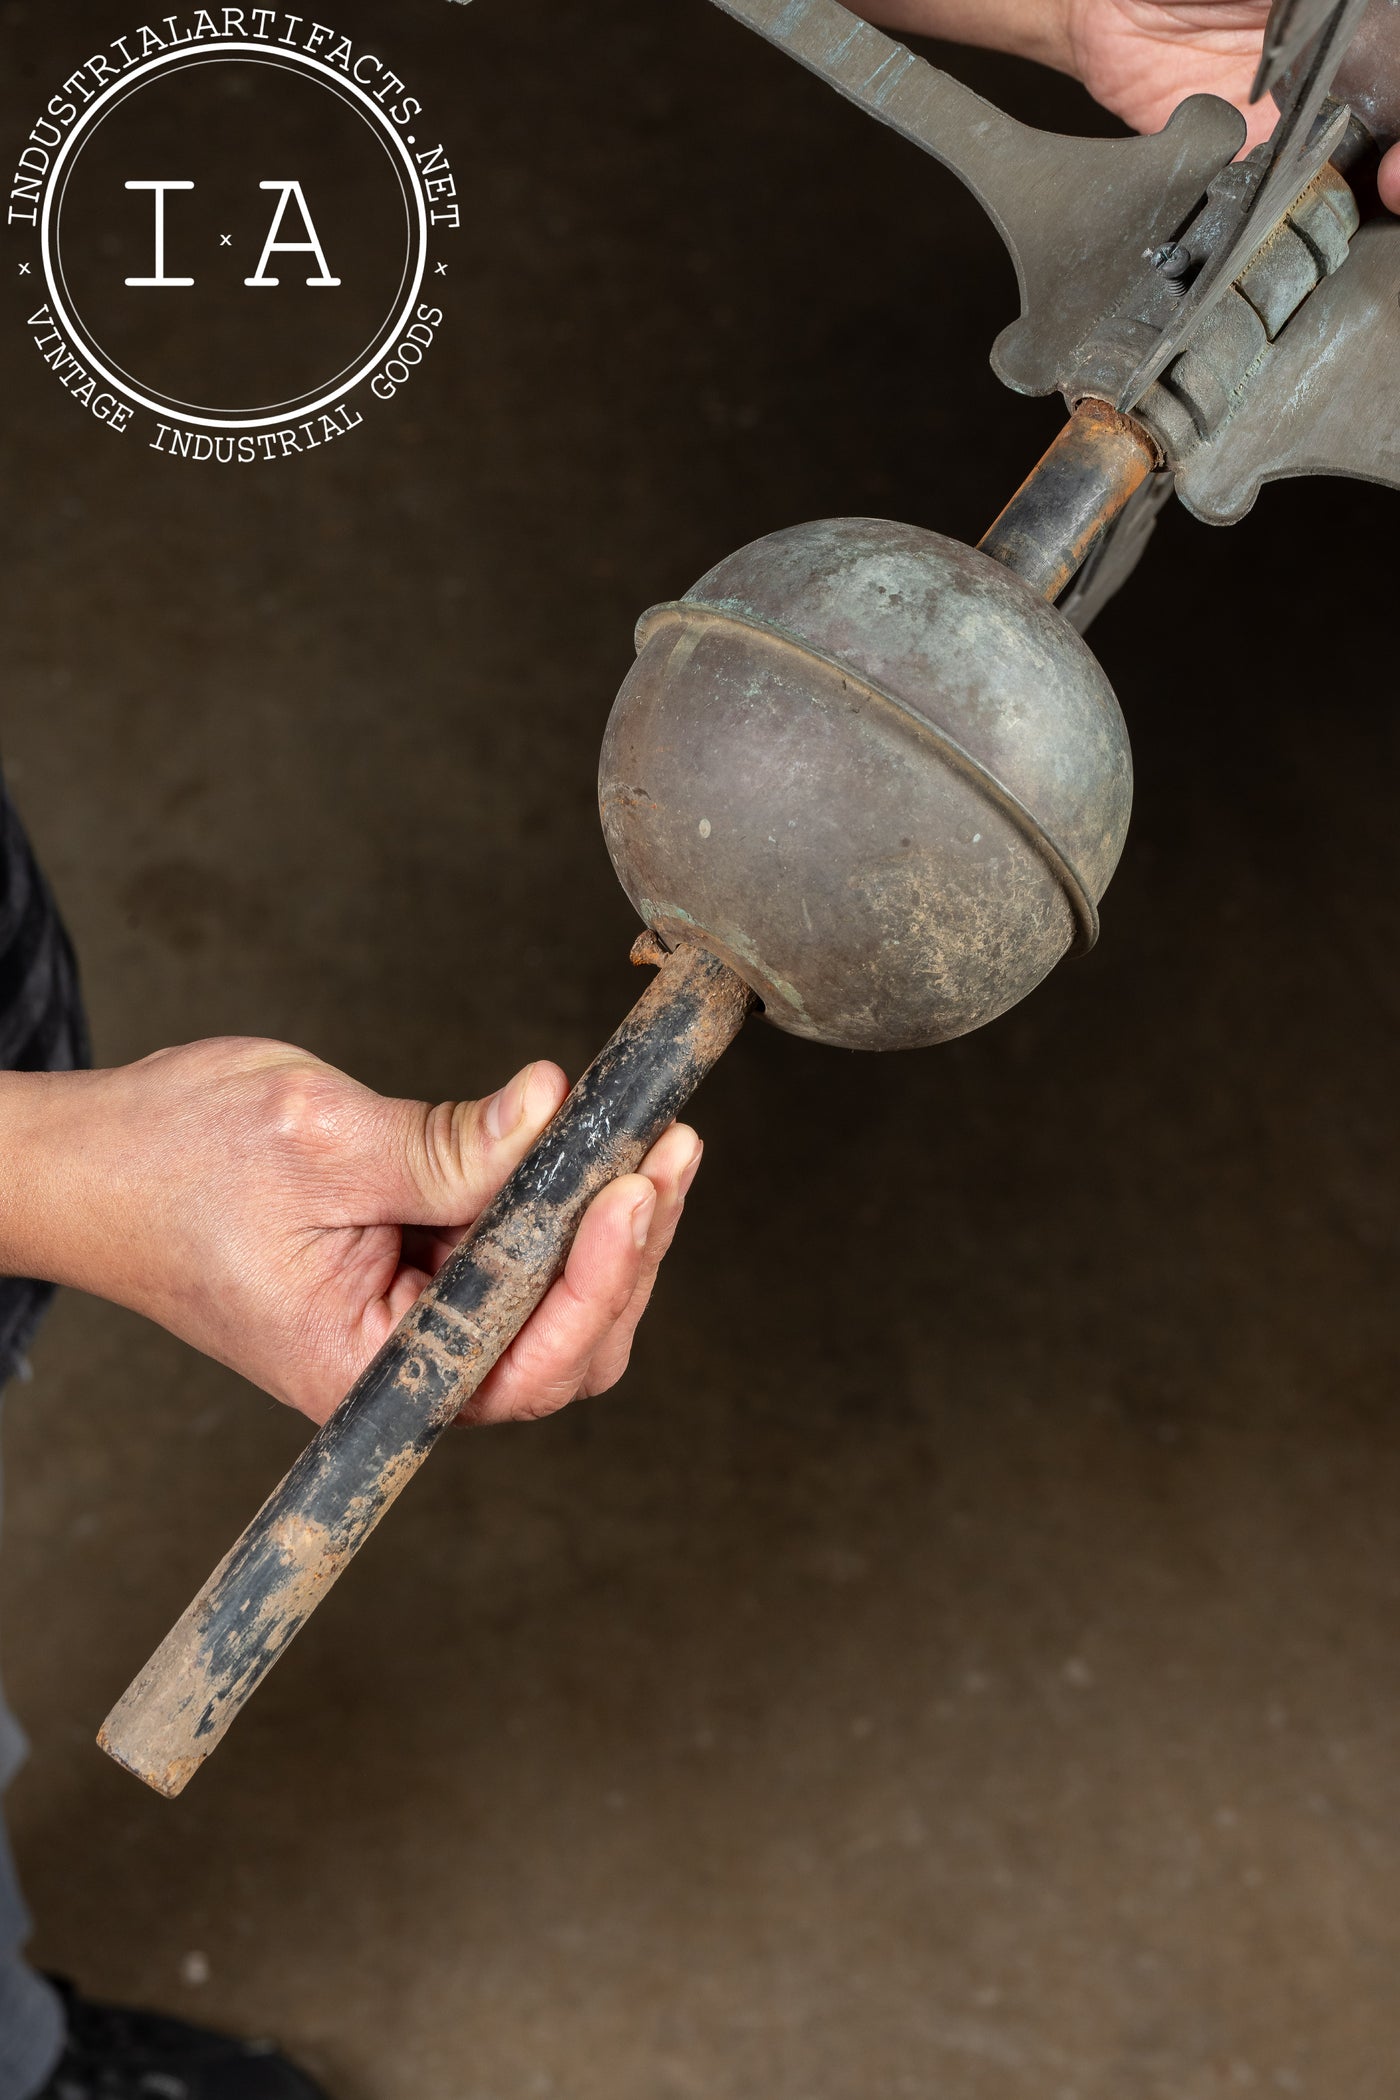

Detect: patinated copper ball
600,518,1132,1052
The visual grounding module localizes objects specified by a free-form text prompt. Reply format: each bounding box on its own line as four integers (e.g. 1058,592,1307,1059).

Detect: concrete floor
3,2,1399,2095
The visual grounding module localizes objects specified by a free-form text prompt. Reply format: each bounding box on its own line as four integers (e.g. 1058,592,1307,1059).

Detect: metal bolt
1151,242,1193,291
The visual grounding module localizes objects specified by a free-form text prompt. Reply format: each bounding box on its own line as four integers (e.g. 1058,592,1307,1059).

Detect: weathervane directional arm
706,0,1245,396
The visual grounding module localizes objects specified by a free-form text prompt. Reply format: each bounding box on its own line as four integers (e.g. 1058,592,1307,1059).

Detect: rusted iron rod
978,397,1160,601
100,937,755,1798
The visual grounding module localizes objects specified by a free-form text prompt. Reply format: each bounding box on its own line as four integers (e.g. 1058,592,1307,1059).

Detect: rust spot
979,398,1160,601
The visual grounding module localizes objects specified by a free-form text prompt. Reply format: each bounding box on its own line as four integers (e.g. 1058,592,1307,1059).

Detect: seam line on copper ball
634,600,1101,956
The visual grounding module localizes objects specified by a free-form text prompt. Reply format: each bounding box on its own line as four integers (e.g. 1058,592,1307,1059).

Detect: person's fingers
363,1124,700,1420
573,1126,703,1398
461,1172,660,1425
369,1061,571,1230
1380,142,1400,215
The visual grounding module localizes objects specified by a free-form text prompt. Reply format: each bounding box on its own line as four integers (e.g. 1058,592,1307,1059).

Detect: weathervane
96,0,1399,1797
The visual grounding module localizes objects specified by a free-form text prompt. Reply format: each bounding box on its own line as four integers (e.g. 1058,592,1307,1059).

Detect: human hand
1067,2,1290,149
864,0,1400,208
0,1039,702,1425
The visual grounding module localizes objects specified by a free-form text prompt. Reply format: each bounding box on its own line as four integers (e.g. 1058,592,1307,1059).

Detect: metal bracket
706,0,1400,525
1106,0,1373,409
1165,215,1400,522
706,0,1244,398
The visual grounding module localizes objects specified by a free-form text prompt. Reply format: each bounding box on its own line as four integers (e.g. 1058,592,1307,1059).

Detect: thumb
374,1061,571,1227
1381,143,1400,217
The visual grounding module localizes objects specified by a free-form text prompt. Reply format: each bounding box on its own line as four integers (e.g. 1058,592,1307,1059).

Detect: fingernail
631,1189,658,1249
485,1064,534,1143
678,1141,704,1199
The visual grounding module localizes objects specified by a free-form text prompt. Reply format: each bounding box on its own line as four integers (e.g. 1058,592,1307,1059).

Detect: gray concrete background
2,2,1399,2095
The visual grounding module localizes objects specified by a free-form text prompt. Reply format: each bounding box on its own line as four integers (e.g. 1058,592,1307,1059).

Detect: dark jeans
1,1348,66,2100
0,778,91,2098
